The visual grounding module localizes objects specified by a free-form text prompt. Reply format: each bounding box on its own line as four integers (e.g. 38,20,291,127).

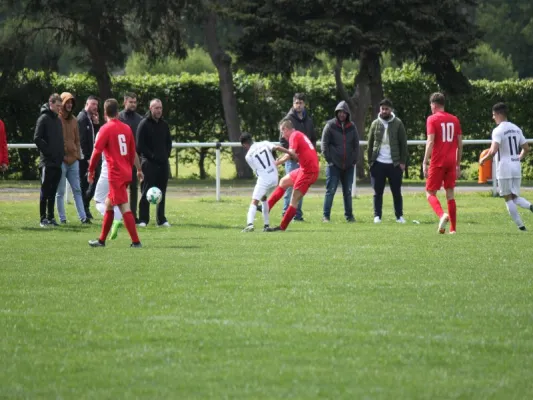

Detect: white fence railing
7,139,529,200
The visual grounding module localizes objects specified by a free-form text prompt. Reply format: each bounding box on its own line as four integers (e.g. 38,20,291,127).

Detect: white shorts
499,177,521,196
94,177,109,204
252,177,278,201
95,202,123,221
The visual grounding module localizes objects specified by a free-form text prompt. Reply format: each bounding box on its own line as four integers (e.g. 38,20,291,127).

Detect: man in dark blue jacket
321,101,359,222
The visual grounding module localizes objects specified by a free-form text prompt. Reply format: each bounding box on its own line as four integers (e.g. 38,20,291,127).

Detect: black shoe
40,219,50,228
130,242,142,248
293,217,305,222
88,239,105,247
346,216,356,223
256,204,263,212
263,224,270,231
48,218,59,227
264,225,283,232
519,226,527,231
85,211,94,220
81,218,92,225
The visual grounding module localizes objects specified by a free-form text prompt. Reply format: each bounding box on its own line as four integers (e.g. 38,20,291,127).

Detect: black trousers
39,166,62,221
370,161,403,219
79,159,100,213
130,166,138,221
139,160,169,225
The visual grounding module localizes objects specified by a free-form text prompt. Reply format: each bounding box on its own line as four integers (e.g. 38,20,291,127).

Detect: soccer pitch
1,188,533,399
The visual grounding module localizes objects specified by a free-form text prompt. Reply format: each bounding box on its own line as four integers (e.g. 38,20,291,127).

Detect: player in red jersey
423,92,463,234
87,98,143,247
265,119,320,232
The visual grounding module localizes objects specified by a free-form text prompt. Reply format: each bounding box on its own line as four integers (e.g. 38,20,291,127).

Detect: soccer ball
146,187,162,205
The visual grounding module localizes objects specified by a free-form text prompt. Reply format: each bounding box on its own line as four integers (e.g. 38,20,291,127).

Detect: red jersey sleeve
426,116,436,136
89,127,108,173
289,132,299,152
455,117,462,136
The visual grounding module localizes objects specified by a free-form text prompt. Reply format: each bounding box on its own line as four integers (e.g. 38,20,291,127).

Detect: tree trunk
199,148,207,180
204,11,252,179
87,40,113,100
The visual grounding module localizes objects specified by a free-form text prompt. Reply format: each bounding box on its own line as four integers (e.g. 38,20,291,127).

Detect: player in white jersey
94,154,123,239
480,103,533,230
240,132,294,232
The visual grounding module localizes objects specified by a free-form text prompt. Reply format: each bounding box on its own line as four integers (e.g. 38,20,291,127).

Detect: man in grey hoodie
321,101,359,222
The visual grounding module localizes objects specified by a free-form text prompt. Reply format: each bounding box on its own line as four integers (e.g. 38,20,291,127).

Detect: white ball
146,187,162,205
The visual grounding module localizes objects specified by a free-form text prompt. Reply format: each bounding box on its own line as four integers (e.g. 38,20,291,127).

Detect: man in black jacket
137,99,172,227
321,101,359,222
77,95,100,219
119,92,143,222
280,93,316,221
34,93,64,227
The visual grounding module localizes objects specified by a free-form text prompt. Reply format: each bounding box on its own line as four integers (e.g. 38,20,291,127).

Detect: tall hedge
2,69,533,179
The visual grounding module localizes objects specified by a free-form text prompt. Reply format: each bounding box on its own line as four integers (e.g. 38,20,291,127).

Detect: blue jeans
282,160,303,219
56,161,87,222
323,164,355,220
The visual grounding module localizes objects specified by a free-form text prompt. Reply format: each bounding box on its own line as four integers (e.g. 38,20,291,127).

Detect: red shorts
426,165,456,191
289,168,319,195
108,180,130,206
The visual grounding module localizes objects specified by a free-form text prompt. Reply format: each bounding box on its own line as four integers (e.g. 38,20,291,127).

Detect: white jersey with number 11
492,121,526,179
245,141,278,180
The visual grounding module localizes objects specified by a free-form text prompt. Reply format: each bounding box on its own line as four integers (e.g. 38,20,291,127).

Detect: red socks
447,199,457,232
428,195,444,218
99,210,114,242
123,211,140,243
268,186,286,211
280,205,297,230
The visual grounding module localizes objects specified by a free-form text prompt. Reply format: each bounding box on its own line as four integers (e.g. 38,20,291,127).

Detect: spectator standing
321,101,359,222
34,94,64,227
137,99,172,227
119,92,143,222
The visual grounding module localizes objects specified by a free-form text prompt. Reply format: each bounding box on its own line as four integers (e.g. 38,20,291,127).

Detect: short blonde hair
279,118,293,130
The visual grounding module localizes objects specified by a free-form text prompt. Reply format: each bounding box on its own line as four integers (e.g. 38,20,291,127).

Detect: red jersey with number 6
426,111,462,167
89,119,136,183
289,130,319,173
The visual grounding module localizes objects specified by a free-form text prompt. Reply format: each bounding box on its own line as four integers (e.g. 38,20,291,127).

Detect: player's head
103,98,119,120
124,92,137,112
149,99,163,120
429,92,445,113
492,102,508,124
48,93,62,114
240,132,253,150
60,92,76,114
293,93,306,113
379,98,393,119
279,118,295,140
85,95,99,114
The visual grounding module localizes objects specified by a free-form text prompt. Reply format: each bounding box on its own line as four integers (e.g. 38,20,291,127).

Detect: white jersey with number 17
245,141,278,180
492,121,526,179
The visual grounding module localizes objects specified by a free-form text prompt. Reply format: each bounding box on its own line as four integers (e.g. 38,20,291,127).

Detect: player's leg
117,187,141,245
323,164,340,222
261,191,272,230
281,160,297,216
371,162,386,223
243,181,264,232
89,197,114,246
268,172,294,210
340,165,355,222
55,163,68,223
510,177,532,211
426,166,447,232
67,161,89,223
501,179,526,230
443,165,457,233
278,170,317,231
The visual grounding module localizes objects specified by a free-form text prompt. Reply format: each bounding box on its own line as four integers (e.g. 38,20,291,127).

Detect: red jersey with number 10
289,130,319,173
89,119,136,182
426,111,462,167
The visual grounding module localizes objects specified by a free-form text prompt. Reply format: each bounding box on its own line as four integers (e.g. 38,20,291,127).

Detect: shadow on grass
179,222,236,230
21,225,90,232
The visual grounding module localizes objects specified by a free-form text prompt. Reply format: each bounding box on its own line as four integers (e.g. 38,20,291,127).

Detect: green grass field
1,190,533,399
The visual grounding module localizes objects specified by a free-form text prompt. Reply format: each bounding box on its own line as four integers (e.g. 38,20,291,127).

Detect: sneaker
130,242,142,248
438,213,449,234
85,211,94,220
519,226,527,231
396,216,406,224
241,224,254,232
48,218,59,227
264,225,283,232
346,216,356,223
322,217,330,223
81,218,92,225
110,220,122,240
88,239,105,247
449,231,457,234
138,222,147,227
40,219,50,228
158,222,171,227
256,204,263,212
374,216,381,224
293,217,305,222
263,224,270,231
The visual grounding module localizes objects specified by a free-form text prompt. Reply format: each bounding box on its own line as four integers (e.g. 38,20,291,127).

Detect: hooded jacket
321,101,359,170
367,112,408,167
34,103,64,168
280,108,317,149
119,109,143,143
77,110,100,161
59,92,81,165
136,111,172,165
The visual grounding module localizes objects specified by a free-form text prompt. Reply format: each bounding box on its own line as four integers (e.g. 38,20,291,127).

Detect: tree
460,43,518,81
224,0,479,176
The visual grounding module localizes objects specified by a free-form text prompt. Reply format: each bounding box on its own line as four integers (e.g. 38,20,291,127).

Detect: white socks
506,200,524,228
247,204,257,225
262,200,270,226
513,196,531,209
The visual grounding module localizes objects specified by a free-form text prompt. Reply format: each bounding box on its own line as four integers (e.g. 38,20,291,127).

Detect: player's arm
422,133,435,177
456,134,463,172
480,130,501,165
272,145,296,166
88,130,107,182
519,142,529,161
